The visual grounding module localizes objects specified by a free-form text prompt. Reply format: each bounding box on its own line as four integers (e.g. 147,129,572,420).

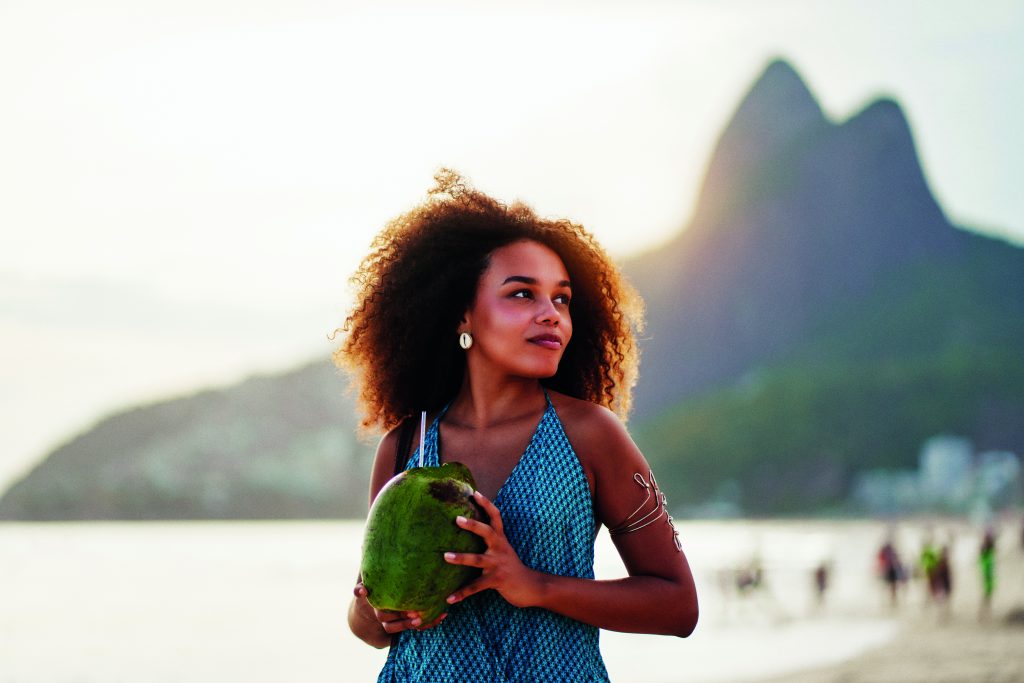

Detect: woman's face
461,240,573,380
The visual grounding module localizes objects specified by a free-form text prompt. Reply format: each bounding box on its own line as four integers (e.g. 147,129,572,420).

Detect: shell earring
459,332,473,350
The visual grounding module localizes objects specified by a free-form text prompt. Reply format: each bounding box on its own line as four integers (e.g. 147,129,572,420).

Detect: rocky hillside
624,60,1024,513
0,361,376,519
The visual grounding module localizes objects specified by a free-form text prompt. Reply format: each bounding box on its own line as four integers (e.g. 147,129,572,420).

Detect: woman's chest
436,423,537,500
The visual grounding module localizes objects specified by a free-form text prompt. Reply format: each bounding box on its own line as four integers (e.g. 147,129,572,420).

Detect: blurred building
851,435,1021,516
919,435,973,507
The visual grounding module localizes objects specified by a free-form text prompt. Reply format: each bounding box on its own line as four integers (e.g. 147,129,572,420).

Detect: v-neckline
432,397,550,504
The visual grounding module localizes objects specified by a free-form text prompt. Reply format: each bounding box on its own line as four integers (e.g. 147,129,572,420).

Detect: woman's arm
348,583,394,649
444,400,698,637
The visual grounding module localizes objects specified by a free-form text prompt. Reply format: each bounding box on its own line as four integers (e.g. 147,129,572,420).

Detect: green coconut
359,462,486,623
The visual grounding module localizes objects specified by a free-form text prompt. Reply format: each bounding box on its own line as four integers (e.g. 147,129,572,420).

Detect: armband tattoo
608,471,682,551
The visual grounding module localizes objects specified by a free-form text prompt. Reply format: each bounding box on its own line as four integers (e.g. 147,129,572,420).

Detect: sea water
0,520,904,683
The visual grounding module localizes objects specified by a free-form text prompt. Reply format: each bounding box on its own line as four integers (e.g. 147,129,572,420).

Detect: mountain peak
843,96,913,142
728,59,826,141
744,59,824,122
626,56,980,419
689,59,828,229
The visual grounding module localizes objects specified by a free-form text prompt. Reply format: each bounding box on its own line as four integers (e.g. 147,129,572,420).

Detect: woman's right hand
353,582,447,635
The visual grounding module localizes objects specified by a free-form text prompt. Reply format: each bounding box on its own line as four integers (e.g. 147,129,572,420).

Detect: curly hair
334,169,644,433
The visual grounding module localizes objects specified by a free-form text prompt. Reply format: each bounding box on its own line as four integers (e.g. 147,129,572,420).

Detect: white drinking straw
418,410,426,468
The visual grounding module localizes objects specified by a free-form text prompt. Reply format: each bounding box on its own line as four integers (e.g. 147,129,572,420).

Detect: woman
337,170,698,681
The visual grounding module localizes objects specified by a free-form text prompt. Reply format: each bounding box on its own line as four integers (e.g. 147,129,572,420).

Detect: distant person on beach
813,561,830,607
735,555,764,595
877,538,904,607
932,545,953,619
338,171,699,681
919,538,939,603
979,528,996,618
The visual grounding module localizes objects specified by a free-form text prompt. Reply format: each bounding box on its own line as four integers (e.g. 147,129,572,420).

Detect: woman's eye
510,289,569,305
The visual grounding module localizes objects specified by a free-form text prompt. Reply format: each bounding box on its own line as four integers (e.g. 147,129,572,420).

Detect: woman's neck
447,371,547,430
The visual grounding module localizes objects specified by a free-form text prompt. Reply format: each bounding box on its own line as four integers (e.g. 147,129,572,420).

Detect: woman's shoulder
547,390,639,465
548,390,620,427
369,414,433,499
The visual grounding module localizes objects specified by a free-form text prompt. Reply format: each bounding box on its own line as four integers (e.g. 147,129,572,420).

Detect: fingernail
444,552,456,561
447,595,457,604
410,617,421,626
456,516,466,524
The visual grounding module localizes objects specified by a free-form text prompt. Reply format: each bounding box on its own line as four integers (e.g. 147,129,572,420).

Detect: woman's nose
536,300,560,325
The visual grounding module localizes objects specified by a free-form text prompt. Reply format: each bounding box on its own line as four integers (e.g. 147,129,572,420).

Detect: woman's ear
457,313,475,350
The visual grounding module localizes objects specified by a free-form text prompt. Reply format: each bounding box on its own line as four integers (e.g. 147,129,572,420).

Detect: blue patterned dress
376,396,611,682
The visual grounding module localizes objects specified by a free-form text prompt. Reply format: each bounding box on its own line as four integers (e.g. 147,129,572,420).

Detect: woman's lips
528,334,562,350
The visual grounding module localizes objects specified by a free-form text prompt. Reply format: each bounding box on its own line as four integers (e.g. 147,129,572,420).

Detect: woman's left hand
443,491,541,609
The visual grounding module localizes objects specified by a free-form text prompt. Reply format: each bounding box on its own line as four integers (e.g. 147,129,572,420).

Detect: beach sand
759,530,1024,683
762,616,1024,683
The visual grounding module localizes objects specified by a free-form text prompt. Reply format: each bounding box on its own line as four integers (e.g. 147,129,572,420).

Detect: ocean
0,519,910,682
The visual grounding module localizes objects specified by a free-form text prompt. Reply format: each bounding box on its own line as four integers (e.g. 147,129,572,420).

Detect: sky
1,0,1022,489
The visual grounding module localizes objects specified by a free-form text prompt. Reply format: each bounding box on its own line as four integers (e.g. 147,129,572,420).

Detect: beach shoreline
756,524,1024,683
1,518,1019,682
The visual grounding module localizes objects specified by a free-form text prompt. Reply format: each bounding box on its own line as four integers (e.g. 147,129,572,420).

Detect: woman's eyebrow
501,275,572,288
